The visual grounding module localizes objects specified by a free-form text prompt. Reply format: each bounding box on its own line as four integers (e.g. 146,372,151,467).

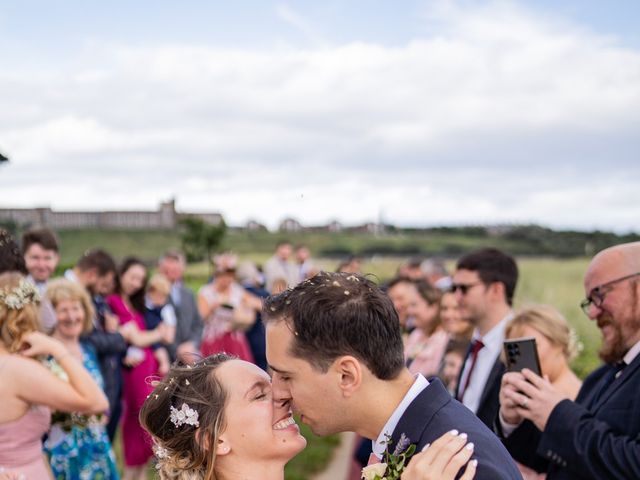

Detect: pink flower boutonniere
361,434,416,480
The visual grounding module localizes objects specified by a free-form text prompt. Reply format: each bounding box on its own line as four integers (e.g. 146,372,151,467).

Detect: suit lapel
454,341,474,400
592,353,640,412
391,379,451,449
477,356,504,411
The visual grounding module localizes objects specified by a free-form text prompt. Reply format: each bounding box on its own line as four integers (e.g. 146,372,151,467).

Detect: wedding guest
198,253,261,362
386,276,416,334
236,261,270,371
21,227,59,331
295,244,317,282
264,241,298,291
499,242,640,479
440,291,473,343
144,273,177,376
453,248,518,428
502,305,581,480
440,340,469,395
336,255,362,274
107,257,169,480
0,272,107,479
158,250,203,364
44,279,119,479
63,248,127,441
0,229,26,274
404,281,449,378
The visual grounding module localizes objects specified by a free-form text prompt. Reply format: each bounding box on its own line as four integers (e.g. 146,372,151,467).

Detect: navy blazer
391,378,522,480
502,351,640,479
455,347,505,430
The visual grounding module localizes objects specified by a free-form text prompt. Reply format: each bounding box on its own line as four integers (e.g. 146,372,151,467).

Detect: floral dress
44,342,119,480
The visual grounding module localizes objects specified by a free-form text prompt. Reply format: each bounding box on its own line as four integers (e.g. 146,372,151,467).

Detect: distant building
0,199,223,230
279,217,303,233
246,220,268,232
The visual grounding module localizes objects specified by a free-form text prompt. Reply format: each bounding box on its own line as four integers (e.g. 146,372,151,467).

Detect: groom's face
266,320,344,436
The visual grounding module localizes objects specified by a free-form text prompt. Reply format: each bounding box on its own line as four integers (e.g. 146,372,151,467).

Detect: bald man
498,242,640,479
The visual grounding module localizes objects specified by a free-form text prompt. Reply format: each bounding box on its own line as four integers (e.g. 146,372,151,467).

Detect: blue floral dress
44,342,119,480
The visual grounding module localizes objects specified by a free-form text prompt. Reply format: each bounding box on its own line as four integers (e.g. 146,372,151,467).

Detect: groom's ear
334,355,362,398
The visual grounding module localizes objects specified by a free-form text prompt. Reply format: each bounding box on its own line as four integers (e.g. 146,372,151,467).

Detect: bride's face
215,359,307,463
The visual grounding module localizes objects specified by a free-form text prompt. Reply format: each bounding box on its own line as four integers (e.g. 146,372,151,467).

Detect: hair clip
170,403,199,428
153,444,169,459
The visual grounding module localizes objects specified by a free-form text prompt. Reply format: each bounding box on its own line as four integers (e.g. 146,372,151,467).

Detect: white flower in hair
170,403,199,428
153,444,169,459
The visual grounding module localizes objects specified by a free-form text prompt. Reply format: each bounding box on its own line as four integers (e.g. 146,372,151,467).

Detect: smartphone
503,337,542,376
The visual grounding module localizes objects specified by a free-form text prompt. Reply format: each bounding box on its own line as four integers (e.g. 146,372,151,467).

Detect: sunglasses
580,272,640,316
450,282,483,295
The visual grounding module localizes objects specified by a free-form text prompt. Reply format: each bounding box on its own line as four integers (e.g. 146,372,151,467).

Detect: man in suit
453,248,518,428
158,250,203,364
498,242,640,479
264,271,522,479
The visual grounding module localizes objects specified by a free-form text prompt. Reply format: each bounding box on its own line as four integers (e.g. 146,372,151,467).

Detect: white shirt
623,339,640,367
371,374,430,460
459,313,512,413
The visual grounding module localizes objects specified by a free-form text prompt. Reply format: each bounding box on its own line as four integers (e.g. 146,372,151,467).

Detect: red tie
367,453,380,465
458,339,484,401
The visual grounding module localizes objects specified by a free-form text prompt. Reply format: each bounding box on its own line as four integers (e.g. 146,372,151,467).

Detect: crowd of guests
0,227,639,480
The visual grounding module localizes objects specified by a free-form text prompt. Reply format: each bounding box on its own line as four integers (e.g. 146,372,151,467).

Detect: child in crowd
123,274,176,376
440,339,470,396
143,273,176,375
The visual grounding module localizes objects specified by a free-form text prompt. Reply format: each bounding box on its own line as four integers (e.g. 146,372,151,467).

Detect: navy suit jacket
391,379,522,480
454,347,505,430
502,351,640,479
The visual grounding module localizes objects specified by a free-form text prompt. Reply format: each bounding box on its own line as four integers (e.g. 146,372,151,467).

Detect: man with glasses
498,242,640,479
452,248,518,428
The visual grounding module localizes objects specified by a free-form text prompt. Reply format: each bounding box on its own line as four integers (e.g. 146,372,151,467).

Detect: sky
0,0,639,232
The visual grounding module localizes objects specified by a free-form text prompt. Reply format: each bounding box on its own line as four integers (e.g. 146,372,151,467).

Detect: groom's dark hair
263,271,405,380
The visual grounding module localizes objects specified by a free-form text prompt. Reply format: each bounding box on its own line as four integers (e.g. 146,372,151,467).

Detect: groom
264,272,521,479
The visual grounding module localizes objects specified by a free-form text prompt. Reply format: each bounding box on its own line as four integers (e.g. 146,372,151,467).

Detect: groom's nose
272,375,292,402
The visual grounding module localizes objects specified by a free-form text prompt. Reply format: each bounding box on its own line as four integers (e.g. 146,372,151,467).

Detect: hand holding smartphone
503,337,542,377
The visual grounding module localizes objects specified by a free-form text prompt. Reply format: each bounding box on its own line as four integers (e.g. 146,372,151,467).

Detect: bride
140,354,476,480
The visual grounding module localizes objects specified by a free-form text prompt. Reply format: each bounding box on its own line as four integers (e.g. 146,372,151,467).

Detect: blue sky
1,1,639,231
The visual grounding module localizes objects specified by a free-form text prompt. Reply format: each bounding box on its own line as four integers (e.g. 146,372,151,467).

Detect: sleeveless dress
107,294,157,467
199,282,254,362
44,342,119,479
0,405,51,479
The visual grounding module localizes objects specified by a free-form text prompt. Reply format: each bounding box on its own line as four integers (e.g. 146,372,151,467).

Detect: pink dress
107,294,158,467
404,329,449,378
198,283,254,362
0,405,51,479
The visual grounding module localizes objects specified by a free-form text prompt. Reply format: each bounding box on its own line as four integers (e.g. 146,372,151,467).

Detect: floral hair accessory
170,403,199,428
0,279,40,310
153,444,170,460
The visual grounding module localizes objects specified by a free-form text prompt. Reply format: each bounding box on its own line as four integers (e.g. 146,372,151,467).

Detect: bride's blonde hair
139,354,233,480
0,272,41,352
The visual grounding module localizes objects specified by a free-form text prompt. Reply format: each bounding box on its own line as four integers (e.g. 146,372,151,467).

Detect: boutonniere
361,433,416,480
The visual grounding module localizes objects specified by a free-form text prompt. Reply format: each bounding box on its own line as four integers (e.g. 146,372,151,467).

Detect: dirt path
311,431,357,480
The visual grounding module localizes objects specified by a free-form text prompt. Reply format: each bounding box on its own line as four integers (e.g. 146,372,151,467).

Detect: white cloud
0,1,639,231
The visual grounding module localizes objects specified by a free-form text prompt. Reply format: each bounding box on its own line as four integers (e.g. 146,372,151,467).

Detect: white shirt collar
64,269,79,283
371,374,429,459
623,339,640,366
472,312,513,346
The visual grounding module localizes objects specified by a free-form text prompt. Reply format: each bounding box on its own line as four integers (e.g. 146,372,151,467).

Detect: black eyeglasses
580,271,640,316
451,282,483,295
